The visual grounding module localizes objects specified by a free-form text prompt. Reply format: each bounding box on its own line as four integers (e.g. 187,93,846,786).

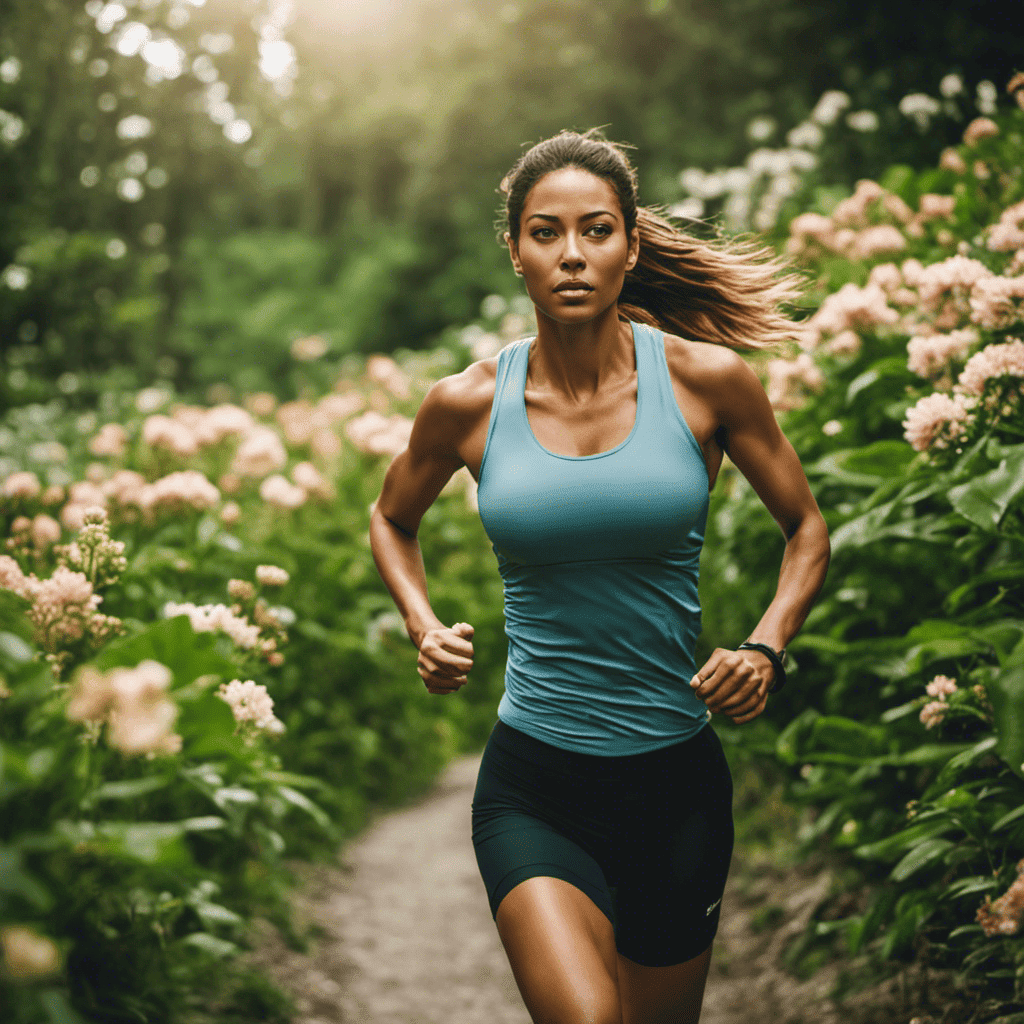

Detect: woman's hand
417,622,475,695
690,647,774,724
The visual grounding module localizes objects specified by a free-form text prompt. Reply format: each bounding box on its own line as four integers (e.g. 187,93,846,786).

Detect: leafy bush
698,87,1024,1015
0,349,507,1021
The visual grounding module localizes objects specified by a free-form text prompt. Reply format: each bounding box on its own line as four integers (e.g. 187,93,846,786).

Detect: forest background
2,2,1024,1023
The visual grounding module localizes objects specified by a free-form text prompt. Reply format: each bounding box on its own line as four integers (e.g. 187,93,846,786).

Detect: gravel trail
247,751,928,1024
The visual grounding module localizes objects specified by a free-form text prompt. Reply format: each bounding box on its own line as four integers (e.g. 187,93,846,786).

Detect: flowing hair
499,129,804,351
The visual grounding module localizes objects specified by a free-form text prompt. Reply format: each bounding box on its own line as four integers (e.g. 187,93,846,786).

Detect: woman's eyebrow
525,210,619,223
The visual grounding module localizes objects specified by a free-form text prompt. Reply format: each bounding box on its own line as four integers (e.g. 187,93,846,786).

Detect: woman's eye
588,224,612,237
533,228,556,239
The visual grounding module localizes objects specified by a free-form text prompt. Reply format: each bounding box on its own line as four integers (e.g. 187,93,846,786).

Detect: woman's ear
505,231,523,277
626,226,640,271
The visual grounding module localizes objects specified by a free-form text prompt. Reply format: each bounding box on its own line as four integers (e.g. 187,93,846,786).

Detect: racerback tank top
476,320,712,756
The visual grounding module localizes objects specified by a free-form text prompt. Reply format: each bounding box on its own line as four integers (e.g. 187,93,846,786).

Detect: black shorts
471,718,734,967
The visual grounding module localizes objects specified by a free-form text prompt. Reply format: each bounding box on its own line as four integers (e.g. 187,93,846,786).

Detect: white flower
255,565,289,587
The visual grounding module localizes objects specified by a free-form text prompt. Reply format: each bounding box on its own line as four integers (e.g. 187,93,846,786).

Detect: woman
369,129,830,1024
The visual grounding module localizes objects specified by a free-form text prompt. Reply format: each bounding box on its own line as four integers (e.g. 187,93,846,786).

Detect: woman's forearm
745,511,830,652
368,508,445,648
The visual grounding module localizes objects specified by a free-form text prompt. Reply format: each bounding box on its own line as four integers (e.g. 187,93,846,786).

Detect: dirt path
247,752,930,1024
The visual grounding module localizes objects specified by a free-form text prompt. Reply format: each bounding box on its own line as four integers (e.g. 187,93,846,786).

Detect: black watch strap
737,641,787,693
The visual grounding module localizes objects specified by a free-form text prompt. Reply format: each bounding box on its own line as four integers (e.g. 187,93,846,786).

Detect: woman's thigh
616,944,714,1024
496,875,623,1024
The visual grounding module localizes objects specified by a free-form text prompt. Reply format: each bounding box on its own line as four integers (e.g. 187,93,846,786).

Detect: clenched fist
417,621,475,695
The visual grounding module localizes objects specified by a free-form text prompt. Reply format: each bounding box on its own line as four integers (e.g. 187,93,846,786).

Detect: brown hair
499,129,804,351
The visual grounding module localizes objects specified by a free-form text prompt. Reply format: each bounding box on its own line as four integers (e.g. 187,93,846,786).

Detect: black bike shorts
471,718,734,967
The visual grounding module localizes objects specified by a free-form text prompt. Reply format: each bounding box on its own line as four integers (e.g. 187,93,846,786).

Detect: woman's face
507,167,639,326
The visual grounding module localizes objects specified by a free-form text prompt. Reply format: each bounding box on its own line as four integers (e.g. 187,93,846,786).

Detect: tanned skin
369,166,830,1024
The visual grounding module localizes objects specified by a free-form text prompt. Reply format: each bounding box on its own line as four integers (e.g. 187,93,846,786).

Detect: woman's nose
560,234,585,270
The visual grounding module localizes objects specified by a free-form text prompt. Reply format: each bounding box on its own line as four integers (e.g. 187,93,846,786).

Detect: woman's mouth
554,280,594,296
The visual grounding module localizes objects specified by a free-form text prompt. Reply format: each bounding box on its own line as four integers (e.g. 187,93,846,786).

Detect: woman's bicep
374,385,465,535
718,366,821,536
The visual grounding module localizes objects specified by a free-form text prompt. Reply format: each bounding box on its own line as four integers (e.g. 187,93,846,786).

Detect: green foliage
698,100,1024,1015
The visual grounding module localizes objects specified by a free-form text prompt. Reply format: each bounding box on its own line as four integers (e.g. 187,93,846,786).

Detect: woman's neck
528,306,635,400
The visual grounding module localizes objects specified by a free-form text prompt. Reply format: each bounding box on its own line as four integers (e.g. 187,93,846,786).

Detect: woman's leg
496,875,623,1024
616,944,713,1024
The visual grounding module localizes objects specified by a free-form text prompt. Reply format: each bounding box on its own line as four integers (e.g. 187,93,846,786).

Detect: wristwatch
737,641,787,693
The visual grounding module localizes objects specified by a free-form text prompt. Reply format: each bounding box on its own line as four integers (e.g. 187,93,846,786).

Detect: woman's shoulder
660,331,751,390
417,354,500,429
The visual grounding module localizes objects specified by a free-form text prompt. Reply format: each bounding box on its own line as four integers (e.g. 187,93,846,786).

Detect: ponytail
618,207,805,351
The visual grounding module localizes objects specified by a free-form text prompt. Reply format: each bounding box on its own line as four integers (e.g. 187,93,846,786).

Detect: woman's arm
690,351,831,724
369,377,479,695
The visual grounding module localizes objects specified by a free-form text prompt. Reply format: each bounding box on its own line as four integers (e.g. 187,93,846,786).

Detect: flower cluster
54,508,127,588
0,925,61,980
66,660,181,757
977,858,1024,937
919,674,959,729
164,601,261,650
217,678,285,741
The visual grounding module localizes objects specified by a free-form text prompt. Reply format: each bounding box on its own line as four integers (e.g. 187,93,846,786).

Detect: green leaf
0,846,54,910
991,805,1024,832
277,786,333,832
838,440,917,479
94,616,236,690
0,630,34,664
809,715,886,757
180,932,239,958
988,637,1024,779
91,776,171,802
942,875,1000,900
855,819,951,861
948,447,1024,531
891,837,955,882
38,990,89,1024
846,357,910,404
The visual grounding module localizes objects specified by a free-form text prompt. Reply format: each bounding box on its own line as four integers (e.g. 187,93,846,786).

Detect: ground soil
244,752,970,1024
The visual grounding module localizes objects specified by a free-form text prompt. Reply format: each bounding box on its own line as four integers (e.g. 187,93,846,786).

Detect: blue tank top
476,320,712,756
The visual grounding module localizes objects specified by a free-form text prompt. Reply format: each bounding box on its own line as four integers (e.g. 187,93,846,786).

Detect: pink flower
245,392,278,417
310,427,343,460
367,354,413,400
868,263,903,293
806,282,899,340
906,329,977,378
0,554,33,600
765,353,825,410
939,148,967,174
917,256,993,309
102,469,148,511
977,859,1024,937
919,700,947,729
220,501,241,526
956,338,1024,396
315,392,365,424
969,275,1024,329
106,661,179,756
231,425,287,477
30,514,61,550
2,471,41,501
140,470,220,515
89,423,128,458
925,675,958,699
259,474,307,510
276,400,316,446
256,565,289,587
848,225,906,261
345,412,413,457
822,329,862,358
832,180,886,227
292,461,334,500
902,392,974,452
918,194,957,220
963,117,999,146
142,414,200,457
0,926,61,980
789,212,835,243
218,678,281,730
164,601,261,649
195,404,254,445
66,665,115,721
291,334,328,361
987,200,1024,252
